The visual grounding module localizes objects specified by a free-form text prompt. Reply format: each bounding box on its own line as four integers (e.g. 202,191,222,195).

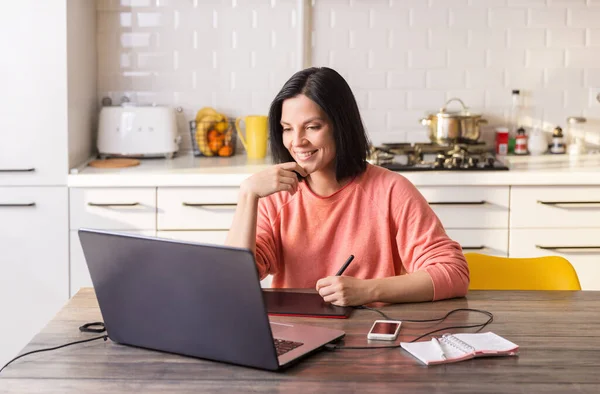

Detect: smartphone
367,320,402,341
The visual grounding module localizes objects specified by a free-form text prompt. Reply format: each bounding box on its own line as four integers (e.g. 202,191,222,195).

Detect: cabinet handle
0,202,36,207
0,168,35,172
182,203,237,208
87,202,140,207
428,201,486,206
537,200,600,206
462,246,486,250
536,245,600,252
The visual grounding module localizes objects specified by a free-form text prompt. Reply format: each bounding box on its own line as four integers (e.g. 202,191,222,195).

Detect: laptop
78,229,345,371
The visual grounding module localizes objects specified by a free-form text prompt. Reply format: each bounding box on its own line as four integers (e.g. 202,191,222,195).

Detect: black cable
0,334,108,374
331,308,494,350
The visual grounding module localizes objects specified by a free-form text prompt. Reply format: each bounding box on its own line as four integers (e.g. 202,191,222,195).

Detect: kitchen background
96,0,600,152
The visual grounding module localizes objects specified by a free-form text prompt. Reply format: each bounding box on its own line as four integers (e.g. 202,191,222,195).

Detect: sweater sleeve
393,182,470,301
255,198,280,280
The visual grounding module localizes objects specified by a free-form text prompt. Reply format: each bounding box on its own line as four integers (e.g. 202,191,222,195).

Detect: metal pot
420,98,487,145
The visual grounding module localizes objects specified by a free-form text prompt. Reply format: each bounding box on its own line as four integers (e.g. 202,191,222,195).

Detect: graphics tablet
263,290,353,319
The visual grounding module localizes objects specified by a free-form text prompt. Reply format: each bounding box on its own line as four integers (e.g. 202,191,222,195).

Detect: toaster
97,105,181,159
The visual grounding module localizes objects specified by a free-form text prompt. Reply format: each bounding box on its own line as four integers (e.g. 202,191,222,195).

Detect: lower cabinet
69,230,156,297
0,187,68,367
156,230,273,288
446,229,509,257
509,228,600,291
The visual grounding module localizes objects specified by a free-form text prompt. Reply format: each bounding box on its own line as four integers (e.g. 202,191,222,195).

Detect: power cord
325,307,494,350
0,322,108,375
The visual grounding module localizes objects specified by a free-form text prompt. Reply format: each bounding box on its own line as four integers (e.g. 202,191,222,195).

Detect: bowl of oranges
189,107,236,157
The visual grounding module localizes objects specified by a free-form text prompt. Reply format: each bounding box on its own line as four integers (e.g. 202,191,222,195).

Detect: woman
226,67,469,306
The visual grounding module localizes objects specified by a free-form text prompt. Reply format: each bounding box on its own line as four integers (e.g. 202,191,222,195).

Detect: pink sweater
255,164,469,301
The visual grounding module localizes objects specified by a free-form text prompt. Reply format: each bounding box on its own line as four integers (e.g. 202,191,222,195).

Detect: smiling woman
225,67,469,307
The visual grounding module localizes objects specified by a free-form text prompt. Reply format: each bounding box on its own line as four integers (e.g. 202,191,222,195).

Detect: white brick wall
313,0,600,145
97,0,600,148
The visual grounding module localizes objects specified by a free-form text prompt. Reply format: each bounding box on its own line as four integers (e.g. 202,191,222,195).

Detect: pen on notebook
335,255,355,276
431,337,447,360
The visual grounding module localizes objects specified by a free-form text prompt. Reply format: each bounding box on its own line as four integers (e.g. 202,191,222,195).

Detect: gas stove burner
377,142,509,172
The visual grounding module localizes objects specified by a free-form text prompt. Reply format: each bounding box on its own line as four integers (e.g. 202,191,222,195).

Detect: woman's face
280,94,336,176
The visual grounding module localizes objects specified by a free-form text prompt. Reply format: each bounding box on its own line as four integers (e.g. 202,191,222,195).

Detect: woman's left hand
315,276,373,307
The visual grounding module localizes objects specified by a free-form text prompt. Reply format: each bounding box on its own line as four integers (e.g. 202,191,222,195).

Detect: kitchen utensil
97,105,181,159
88,158,140,168
235,115,268,159
420,98,487,145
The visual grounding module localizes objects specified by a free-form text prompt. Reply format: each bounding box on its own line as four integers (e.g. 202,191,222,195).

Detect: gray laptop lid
78,229,280,371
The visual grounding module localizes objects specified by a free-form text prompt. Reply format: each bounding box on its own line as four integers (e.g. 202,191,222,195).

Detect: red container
495,127,509,155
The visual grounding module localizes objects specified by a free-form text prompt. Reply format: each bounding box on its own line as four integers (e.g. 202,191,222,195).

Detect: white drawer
510,186,600,228
156,230,272,288
418,186,509,229
70,188,156,230
157,187,238,230
70,230,155,297
509,228,600,291
446,229,508,257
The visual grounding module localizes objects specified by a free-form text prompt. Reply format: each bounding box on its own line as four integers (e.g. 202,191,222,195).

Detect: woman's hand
316,276,374,307
240,162,308,199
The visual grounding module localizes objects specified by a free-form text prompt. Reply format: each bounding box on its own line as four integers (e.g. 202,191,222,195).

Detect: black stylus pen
335,255,355,276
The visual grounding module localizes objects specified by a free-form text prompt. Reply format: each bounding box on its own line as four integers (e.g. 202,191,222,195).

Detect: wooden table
1,289,599,393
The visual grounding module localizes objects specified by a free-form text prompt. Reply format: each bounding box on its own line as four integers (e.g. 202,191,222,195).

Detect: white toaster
97,105,181,159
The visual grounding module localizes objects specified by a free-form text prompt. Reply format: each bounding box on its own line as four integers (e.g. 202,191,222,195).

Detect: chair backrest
465,253,581,291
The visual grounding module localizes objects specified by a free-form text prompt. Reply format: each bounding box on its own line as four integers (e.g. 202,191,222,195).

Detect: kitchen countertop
67,152,600,187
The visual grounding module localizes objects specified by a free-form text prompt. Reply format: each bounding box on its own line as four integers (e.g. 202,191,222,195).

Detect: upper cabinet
0,0,96,186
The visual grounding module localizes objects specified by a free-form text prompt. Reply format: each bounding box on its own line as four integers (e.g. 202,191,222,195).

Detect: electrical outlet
590,87,600,105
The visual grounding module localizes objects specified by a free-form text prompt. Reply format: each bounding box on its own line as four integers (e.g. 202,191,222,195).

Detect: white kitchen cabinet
0,1,68,186
0,187,68,367
419,186,510,229
509,186,600,291
70,188,157,230
157,187,239,230
69,230,155,297
509,229,600,291
510,186,600,228
156,230,273,288
446,229,509,257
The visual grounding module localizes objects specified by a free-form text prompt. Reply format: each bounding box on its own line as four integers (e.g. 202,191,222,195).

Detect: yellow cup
235,115,268,159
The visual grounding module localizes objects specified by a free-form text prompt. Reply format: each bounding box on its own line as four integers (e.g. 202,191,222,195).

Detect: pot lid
428,97,481,118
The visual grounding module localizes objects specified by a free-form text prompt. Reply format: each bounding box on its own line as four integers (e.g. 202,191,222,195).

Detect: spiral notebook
400,332,519,365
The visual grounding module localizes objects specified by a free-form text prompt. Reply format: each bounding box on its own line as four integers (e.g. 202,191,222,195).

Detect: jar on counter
495,127,509,155
566,116,587,155
514,127,528,155
549,126,566,154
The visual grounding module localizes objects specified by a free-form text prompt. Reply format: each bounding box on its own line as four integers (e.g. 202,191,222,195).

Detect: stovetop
370,142,509,171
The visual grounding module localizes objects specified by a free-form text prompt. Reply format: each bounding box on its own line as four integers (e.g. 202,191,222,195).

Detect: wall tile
507,28,546,48
489,8,527,28
448,49,487,68
545,68,584,89
468,28,507,49
426,70,466,89
547,28,586,48
526,49,565,68
450,8,488,29
429,29,469,49
408,49,446,69
388,70,426,89
528,8,566,27
410,8,449,28
569,9,600,28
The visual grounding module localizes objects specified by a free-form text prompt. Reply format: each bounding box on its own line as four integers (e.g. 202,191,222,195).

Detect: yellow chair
464,253,581,291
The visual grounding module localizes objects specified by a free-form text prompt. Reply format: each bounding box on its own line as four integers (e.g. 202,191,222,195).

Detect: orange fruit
218,145,233,157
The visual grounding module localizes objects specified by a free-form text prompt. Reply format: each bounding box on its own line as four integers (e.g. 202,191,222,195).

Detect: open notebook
401,332,519,365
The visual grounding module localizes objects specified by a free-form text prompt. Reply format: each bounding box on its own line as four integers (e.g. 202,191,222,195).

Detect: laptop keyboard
273,338,303,356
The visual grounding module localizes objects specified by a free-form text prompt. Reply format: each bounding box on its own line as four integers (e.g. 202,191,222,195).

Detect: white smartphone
367,320,402,341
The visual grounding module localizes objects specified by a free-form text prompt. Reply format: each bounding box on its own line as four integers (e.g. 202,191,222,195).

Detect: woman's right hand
241,162,308,199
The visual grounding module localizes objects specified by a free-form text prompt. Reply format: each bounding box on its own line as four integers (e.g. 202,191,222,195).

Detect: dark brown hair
268,67,370,182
